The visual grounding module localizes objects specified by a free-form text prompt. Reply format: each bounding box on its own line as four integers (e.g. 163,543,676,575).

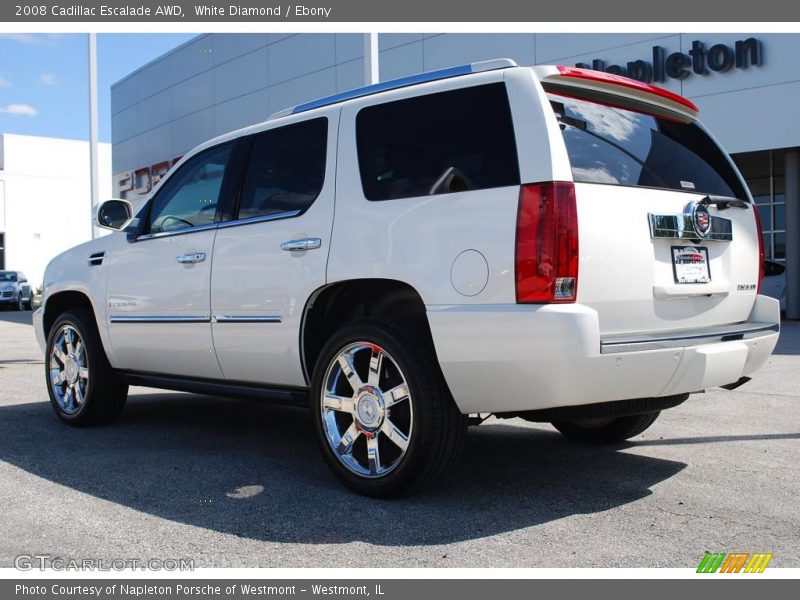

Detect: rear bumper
427,294,780,414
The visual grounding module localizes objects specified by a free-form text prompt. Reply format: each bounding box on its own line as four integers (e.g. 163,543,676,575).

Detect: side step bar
600,322,779,354
120,371,310,407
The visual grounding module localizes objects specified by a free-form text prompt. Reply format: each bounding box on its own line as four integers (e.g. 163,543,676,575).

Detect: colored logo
697,552,773,573
693,203,712,237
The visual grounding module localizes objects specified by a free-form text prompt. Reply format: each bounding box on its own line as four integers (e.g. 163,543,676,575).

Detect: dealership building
111,33,799,314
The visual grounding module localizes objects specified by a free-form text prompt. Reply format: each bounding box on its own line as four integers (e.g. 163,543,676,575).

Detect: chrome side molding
213,315,282,323
109,315,211,323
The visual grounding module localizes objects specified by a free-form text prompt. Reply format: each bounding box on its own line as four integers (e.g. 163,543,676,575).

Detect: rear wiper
699,195,749,210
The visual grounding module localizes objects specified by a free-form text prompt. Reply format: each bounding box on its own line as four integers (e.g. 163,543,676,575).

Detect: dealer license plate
672,246,711,284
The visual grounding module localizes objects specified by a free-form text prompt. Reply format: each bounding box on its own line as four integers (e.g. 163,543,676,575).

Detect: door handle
176,252,206,264
281,238,321,252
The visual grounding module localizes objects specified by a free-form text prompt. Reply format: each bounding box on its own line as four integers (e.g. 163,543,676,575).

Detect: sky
0,33,196,143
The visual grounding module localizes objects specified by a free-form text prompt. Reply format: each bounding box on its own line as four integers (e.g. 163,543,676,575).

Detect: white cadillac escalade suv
34,60,780,497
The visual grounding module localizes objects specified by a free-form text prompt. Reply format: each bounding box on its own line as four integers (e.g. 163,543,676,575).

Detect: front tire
45,309,128,426
312,318,467,497
552,411,661,444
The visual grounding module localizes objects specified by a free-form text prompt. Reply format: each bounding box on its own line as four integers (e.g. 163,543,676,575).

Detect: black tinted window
146,144,233,234
553,97,747,200
237,118,327,219
764,260,785,277
356,84,520,201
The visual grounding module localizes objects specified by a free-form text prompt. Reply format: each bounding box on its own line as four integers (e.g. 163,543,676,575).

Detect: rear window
552,96,747,200
356,83,520,201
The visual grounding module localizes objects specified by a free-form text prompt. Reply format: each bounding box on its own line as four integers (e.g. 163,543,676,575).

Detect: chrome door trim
217,210,302,230
212,315,283,323
176,252,207,264
281,238,322,251
600,322,779,354
135,222,219,242
109,315,211,324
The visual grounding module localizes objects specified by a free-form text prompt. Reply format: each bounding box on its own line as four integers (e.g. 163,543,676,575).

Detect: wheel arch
300,278,435,382
43,290,99,340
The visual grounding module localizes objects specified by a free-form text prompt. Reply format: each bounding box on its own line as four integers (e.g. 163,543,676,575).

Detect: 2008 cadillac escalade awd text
33,60,780,496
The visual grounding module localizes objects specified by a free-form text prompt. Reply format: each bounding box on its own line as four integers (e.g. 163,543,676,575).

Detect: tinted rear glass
237,118,327,220
552,97,747,200
356,83,520,201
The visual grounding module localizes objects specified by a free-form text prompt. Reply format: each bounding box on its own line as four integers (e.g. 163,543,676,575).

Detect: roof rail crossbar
270,58,518,118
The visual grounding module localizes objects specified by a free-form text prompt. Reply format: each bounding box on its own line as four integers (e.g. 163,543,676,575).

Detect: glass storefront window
733,149,789,261
774,232,786,260
759,205,772,231
775,203,786,231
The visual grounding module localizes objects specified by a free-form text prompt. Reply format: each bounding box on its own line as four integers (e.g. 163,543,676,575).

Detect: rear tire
552,411,661,444
312,318,467,497
45,308,128,426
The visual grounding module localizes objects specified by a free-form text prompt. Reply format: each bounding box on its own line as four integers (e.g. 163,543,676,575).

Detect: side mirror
95,199,133,231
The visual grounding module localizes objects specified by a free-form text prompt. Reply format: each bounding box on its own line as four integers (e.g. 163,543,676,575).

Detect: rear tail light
753,204,765,294
515,182,579,303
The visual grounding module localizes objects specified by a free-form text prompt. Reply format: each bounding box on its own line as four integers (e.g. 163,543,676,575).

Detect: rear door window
552,96,747,199
356,83,520,201
236,118,328,219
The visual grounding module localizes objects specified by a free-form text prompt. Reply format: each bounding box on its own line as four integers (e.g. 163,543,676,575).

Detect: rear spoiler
532,65,699,122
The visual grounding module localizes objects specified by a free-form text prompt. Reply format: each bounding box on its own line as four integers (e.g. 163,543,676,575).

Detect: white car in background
33,60,780,496
0,271,33,311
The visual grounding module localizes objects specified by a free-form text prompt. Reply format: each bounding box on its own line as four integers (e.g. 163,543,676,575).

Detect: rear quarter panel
327,67,565,306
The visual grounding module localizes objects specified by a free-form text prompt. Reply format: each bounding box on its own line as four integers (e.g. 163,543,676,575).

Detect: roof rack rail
269,58,518,119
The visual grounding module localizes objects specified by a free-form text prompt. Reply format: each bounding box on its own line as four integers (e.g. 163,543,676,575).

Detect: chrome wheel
49,324,89,415
320,342,413,478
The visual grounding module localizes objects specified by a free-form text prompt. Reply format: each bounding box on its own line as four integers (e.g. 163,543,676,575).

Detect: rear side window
356,83,520,201
237,118,327,220
552,97,747,200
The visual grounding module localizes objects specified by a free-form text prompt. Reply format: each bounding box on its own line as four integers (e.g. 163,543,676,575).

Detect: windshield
551,96,747,200
0,272,18,282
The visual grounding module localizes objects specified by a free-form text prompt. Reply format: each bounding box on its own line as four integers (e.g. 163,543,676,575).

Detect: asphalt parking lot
0,309,798,569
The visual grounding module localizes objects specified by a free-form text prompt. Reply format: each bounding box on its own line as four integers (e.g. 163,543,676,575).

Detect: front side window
145,143,233,234
356,83,520,201
237,118,328,220
552,96,747,199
